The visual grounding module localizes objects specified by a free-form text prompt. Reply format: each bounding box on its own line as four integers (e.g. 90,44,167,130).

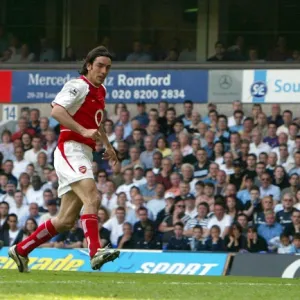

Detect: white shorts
54,141,94,197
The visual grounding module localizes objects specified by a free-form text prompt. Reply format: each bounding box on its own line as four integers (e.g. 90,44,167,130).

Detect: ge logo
250,81,267,97
219,75,232,90
95,109,104,127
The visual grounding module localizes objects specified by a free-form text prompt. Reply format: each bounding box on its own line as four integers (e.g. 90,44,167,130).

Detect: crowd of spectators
1,23,300,63
0,101,300,254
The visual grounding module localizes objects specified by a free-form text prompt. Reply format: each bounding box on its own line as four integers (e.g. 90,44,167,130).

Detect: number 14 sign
2,105,18,122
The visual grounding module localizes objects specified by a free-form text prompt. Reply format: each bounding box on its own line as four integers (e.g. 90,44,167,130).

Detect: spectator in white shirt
0,181,17,209
250,129,271,157
259,172,281,203
26,175,44,207
39,199,58,225
103,206,126,247
276,143,295,173
220,152,235,175
272,132,295,156
101,180,118,212
24,136,47,164
10,191,28,224
277,110,293,136
207,201,233,238
184,193,197,219
116,168,136,201
12,146,30,179
147,183,166,219
133,164,147,186
19,202,41,227
228,101,245,127
44,129,57,164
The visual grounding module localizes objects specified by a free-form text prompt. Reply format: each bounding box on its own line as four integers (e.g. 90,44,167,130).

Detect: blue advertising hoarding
0,247,227,276
11,70,208,103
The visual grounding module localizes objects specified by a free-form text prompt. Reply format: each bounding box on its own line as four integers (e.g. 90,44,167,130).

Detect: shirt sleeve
52,79,88,110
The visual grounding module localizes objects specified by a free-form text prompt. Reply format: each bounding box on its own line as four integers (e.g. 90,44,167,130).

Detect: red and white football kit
52,75,106,197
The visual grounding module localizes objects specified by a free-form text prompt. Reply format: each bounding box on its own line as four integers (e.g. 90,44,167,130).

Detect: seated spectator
246,226,268,253
155,192,175,229
1,160,18,186
226,196,243,221
101,180,118,212
236,213,249,235
276,193,297,228
207,201,233,238
184,202,210,237
166,222,190,251
121,146,141,173
249,130,271,157
39,199,58,225
224,223,247,252
0,201,9,231
147,183,166,219
0,213,20,246
281,174,299,198
277,110,293,136
0,130,14,162
14,218,38,244
10,191,29,223
258,210,283,250
54,221,84,249
132,102,149,128
259,172,281,204
277,233,293,254
62,46,76,61
207,41,226,61
135,224,162,250
110,103,127,124
267,104,284,127
19,202,40,227
133,207,155,240
139,170,157,202
264,122,279,148
205,225,225,252
159,199,187,243
156,158,172,190
96,169,108,193
21,133,33,151
284,210,300,238
103,206,126,247
12,117,35,141
290,233,300,253
39,37,56,62
229,110,244,133
12,147,30,179
115,168,136,201
164,48,179,61
156,137,172,158
126,41,152,62
26,175,44,207
189,225,206,251
0,180,17,209
117,222,135,249
24,136,48,164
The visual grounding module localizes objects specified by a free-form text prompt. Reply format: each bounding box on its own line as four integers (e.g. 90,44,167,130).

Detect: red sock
16,219,58,257
81,214,101,258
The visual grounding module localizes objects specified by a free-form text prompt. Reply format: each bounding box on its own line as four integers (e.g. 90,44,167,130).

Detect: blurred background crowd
0,101,300,254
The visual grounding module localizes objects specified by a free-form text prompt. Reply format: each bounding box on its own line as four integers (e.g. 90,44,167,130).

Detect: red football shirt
52,76,106,150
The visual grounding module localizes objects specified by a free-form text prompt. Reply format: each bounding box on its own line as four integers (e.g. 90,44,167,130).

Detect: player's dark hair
79,46,112,75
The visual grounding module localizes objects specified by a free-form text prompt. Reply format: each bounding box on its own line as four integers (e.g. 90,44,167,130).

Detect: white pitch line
0,280,298,287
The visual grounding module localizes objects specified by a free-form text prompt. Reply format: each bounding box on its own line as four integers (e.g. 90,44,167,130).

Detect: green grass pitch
0,270,299,300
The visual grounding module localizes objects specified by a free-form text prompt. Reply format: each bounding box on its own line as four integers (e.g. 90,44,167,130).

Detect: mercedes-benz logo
219,75,233,90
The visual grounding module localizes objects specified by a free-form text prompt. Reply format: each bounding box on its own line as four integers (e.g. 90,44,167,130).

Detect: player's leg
9,191,82,272
70,178,119,269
